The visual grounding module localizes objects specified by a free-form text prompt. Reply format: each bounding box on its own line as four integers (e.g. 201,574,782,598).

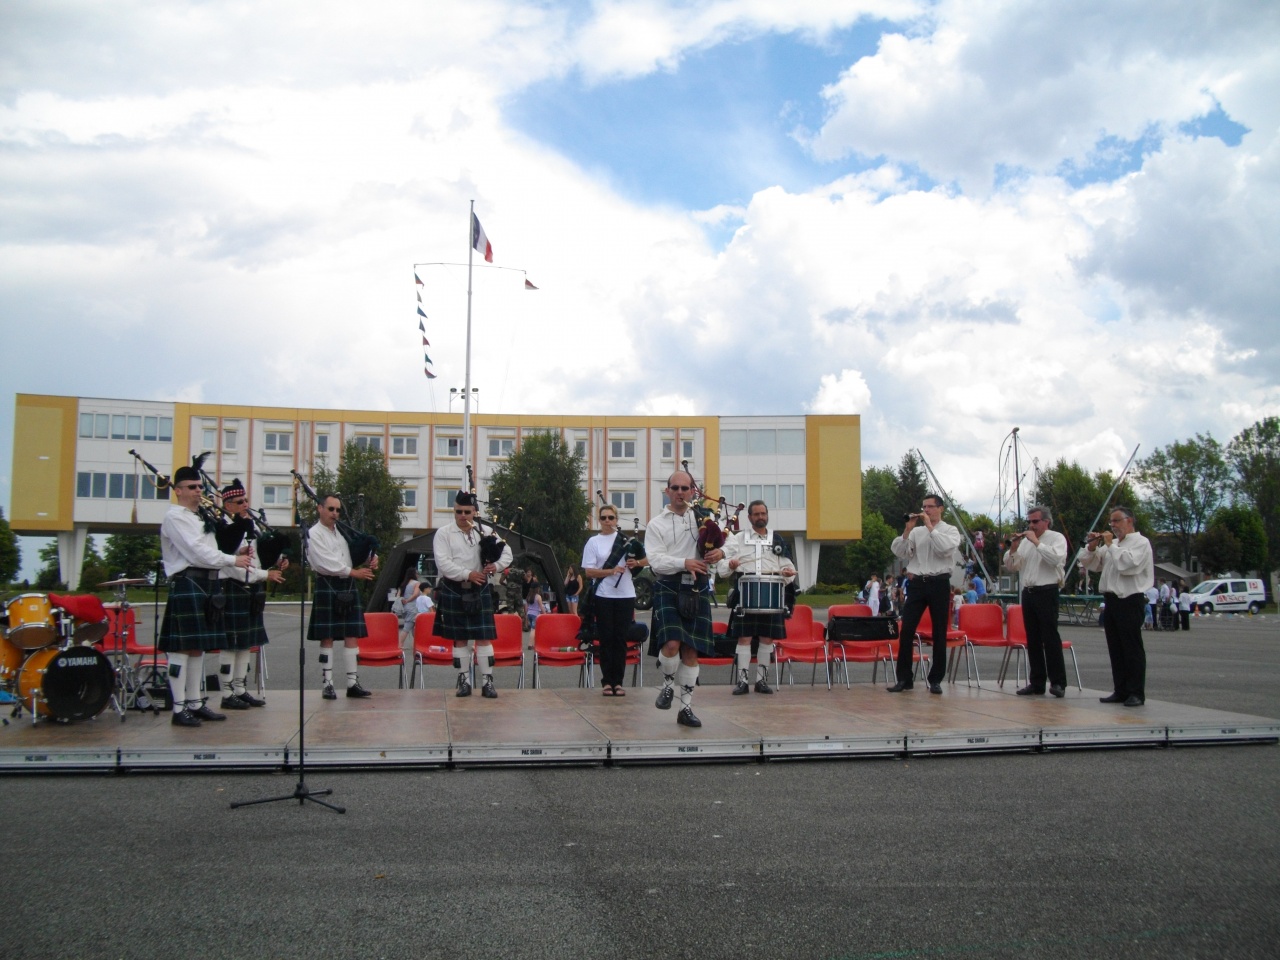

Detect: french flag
471,212,493,263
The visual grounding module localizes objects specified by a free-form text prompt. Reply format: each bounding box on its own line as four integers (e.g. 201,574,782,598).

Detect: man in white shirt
1079,506,1153,706
717,501,795,696
647,470,725,728
306,494,378,700
158,461,252,727
888,495,961,695
1003,505,1068,697
432,491,512,698
864,574,882,616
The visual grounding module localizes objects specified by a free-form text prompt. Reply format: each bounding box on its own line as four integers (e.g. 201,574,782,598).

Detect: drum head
6,594,58,649
73,620,111,645
18,646,115,721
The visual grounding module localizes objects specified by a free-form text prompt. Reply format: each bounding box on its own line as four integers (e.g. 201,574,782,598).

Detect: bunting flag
424,367,437,379
417,305,428,318
418,319,426,333
416,276,436,380
524,278,539,290
422,335,431,346
414,272,423,285
416,289,422,302
471,212,494,263
424,350,433,365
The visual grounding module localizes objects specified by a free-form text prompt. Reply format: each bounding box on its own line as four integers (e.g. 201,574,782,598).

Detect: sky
2,0,1278,575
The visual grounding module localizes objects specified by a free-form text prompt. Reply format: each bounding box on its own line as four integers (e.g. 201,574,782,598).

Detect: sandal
602,687,616,697
612,686,626,697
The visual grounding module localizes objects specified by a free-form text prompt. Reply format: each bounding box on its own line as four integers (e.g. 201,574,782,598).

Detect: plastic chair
696,620,740,684
409,613,451,688
358,612,405,687
915,607,977,685
957,604,1010,688
532,614,592,688
826,604,894,687
775,606,832,689
94,603,167,691
491,613,526,689
1005,605,1083,690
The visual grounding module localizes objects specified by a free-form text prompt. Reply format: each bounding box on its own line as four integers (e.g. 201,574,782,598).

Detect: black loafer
886,682,914,693
346,682,372,699
732,680,750,696
171,709,202,727
455,676,472,698
1015,685,1044,696
239,691,266,707
322,683,337,701
655,686,674,710
1099,692,1125,703
928,683,943,695
1123,695,1145,707
754,679,774,695
1049,684,1066,698
220,694,252,710
676,707,702,728
481,679,498,699
190,704,226,721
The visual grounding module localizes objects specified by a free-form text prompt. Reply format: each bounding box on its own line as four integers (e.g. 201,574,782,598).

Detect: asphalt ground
3,608,1277,959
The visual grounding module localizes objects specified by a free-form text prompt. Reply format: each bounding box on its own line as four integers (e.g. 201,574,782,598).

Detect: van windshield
1189,582,1214,595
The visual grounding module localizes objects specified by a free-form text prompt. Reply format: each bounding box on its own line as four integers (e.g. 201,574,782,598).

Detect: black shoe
1049,684,1066,698
732,679,750,696
238,690,266,707
481,678,498,699
928,683,943,695
1015,685,1044,696
886,681,914,693
754,679,774,695
220,694,252,710
346,682,372,699
655,685,674,710
190,704,226,721
171,709,202,727
1123,695,1145,707
456,675,472,698
322,683,337,701
676,707,702,728
1099,692,1125,703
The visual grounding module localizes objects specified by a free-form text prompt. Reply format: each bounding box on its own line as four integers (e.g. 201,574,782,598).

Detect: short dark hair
923,494,945,508
748,500,768,514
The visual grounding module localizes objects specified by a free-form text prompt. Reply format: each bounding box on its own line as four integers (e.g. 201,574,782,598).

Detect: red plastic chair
532,613,592,688
775,606,832,689
915,607,977,685
409,613,450,688
695,620,739,685
957,603,1010,688
491,613,526,689
1005,605,1083,690
359,612,405,687
826,604,894,686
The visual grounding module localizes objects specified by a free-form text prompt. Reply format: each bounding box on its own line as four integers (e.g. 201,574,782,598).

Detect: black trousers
895,575,952,685
1102,592,1146,699
1021,584,1066,690
594,596,635,688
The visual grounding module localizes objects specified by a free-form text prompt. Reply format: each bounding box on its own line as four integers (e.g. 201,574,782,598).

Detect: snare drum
5,593,60,649
739,574,786,614
17,645,115,721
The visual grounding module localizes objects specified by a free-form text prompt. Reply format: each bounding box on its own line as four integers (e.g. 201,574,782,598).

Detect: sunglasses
227,498,247,505
600,515,617,522
454,509,474,515
668,485,691,492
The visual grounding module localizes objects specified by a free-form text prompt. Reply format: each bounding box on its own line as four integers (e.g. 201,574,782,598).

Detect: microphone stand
231,518,344,814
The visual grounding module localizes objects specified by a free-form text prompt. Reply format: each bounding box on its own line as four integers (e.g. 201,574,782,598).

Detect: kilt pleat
651,579,715,656
222,581,268,650
159,575,226,653
432,581,497,642
307,575,367,641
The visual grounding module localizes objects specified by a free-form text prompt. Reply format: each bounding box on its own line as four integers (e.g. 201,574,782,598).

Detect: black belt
1022,583,1059,593
1103,592,1143,601
173,568,219,583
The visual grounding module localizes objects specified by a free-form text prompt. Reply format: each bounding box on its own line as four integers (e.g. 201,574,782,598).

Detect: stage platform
2,680,1276,772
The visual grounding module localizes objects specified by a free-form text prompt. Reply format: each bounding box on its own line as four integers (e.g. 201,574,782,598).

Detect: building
10,394,862,589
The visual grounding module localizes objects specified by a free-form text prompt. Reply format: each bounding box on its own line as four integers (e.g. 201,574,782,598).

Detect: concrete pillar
790,534,823,591
56,525,89,590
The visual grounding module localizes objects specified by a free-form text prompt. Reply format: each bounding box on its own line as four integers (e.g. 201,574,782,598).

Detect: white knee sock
454,643,473,681
319,648,333,687
233,649,252,695
166,653,188,713
185,653,205,709
475,642,494,680
344,646,359,688
658,652,679,688
735,643,752,682
676,663,698,710
756,643,774,682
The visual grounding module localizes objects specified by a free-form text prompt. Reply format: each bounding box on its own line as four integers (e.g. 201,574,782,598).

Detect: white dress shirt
161,505,240,577
716,528,795,582
1078,531,1154,598
432,522,513,583
1003,528,1067,588
307,521,354,577
645,506,702,576
890,521,961,577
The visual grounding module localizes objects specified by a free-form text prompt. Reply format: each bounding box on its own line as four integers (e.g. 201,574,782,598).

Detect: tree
77,537,111,591
1134,434,1230,567
34,540,64,590
1195,525,1241,578
486,433,592,568
895,451,929,521
1228,417,1280,570
1206,505,1268,573
862,465,899,530
102,532,162,581
844,510,896,585
1032,459,1145,555
0,507,20,583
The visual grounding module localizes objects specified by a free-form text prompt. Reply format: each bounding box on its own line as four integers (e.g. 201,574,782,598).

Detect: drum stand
103,581,132,721
232,520,343,814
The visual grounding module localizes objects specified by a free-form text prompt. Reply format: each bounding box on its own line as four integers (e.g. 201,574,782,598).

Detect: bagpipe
681,461,744,559
465,465,509,567
576,492,648,644
130,449,224,532
192,466,291,569
290,469,379,568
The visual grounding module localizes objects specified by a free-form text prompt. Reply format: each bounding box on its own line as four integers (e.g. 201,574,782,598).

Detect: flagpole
464,199,475,482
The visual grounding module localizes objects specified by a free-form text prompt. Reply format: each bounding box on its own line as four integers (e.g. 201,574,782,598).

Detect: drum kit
1,577,157,725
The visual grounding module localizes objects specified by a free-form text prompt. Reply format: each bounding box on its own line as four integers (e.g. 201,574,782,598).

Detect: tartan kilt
159,575,227,653
728,609,786,640
432,580,497,642
222,581,268,650
651,578,715,656
307,575,368,642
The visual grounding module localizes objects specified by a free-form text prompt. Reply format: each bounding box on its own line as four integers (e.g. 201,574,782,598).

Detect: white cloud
808,370,871,413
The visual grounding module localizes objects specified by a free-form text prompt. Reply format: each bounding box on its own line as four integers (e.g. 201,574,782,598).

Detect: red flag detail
471,212,493,263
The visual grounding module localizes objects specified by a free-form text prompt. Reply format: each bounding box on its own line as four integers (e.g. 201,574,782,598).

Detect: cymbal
98,577,150,587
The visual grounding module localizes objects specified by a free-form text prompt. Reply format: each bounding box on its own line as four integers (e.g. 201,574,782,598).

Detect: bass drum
18,645,115,721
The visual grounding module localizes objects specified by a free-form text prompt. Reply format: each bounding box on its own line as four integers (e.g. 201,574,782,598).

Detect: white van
1187,578,1267,614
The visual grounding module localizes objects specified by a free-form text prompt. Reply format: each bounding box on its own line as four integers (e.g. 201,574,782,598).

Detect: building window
748,430,776,455
609,439,635,459
574,439,587,457
778,430,805,455
265,431,292,453
437,436,463,457
76,473,92,497
609,491,636,510
201,427,217,450
720,430,746,455
316,434,329,454
392,436,418,456
401,488,417,508
223,429,238,452
126,416,142,440
262,485,292,506
109,415,125,440
681,438,694,459
435,488,460,510
488,438,515,458
142,475,163,500
661,439,674,460
79,413,92,438
354,435,382,453
108,474,124,499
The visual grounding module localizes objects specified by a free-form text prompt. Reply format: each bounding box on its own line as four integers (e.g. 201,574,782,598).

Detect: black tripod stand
231,521,343,814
